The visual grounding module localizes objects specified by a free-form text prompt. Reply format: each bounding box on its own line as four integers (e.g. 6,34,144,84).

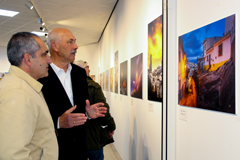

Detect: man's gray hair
7,32,40,66
46,30,60,51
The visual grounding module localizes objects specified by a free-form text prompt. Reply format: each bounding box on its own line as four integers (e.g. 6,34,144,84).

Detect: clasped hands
59,100,106,128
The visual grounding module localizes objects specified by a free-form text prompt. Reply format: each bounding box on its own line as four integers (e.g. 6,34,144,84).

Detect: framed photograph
131,53,143,99
105,70,109,91
90,75,95,81
178,14,235,114
103,72,105,91
120,60,128,95
114,51,119,94
148,15,163,102
110,67,114,92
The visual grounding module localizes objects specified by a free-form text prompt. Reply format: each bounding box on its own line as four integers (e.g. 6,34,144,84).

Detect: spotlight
37,17,45,25
40,26,45,31
25,1,34,10
37,17,42,24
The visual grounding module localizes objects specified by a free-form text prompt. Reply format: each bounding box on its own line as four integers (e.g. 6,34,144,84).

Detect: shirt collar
8,65,43,93
50,63,72,74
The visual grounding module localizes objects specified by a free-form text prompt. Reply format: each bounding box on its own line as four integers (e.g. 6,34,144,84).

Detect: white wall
167,0,177,159
2,0,239,159
167,0,240,159
75,43,99,81
0,43,99,76
97,0,163,160
0,47,10,72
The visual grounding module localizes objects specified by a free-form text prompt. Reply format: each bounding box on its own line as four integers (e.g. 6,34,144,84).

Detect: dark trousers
58,138,88,160
88,148,104,160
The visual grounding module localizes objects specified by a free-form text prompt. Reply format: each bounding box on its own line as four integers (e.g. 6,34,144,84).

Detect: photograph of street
178,14,235,114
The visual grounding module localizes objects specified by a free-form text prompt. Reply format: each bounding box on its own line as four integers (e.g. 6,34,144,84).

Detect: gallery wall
166,1,177,159
75,43,99,80
168,0,240,159
0,47,10,72
90,0,163,159
1,0,239,159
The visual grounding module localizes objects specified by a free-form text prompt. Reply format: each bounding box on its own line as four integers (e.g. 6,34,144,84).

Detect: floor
103,143,122,160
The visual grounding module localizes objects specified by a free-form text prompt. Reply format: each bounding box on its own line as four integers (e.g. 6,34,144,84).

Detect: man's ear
23,53,32,66
51,41,58,52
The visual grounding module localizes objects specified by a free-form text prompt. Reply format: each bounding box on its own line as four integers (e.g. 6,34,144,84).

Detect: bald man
38,28,107,160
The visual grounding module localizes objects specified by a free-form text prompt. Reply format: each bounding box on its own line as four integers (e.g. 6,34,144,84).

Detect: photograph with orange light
110,67,114,92
103,72,105,91
178,14,235,114
90,75,95,81
115,51,119,94
105,70,109,91
131,53,143,99
148,15,163,102
120,60,128,96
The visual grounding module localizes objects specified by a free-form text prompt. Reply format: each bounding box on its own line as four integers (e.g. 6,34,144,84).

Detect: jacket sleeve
89,84,116,131
0,89,35,160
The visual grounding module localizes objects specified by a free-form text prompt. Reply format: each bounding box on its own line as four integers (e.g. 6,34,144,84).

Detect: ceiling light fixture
40,26,46,31
37,17,45,25
31,31,47,37
27,0,49,33
0,9,19,17
25,1,34,10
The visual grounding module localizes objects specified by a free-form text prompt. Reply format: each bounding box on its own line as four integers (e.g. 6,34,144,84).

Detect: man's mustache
71,50,77,54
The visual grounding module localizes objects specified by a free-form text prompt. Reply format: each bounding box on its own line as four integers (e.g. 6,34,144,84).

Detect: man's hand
85,100,107,119
59,105,87,128
108,130,114,139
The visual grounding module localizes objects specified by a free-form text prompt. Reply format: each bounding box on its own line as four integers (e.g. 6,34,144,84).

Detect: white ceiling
0,0,118,47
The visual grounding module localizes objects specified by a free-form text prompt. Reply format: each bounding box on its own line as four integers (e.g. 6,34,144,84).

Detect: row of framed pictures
99,15,163,102
97,13,236,114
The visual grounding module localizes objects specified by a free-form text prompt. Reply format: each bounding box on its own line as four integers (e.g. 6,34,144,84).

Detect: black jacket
39,64,89,160
86,76,116,150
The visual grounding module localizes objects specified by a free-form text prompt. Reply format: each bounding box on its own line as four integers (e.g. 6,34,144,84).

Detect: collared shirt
50,63,74,129
50,63,74,106
0,65,58,159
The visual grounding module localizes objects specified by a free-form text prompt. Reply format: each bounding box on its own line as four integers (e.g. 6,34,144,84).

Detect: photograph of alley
178,14,235,114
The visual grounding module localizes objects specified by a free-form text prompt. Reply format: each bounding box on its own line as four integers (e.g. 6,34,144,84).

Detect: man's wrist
85,112,91,120
57,117,60,129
